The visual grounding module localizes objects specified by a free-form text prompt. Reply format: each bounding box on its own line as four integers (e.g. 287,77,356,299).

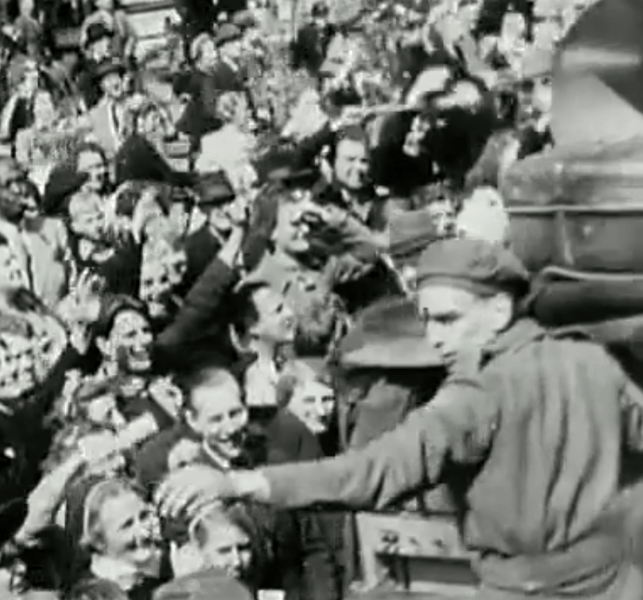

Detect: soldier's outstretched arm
156,377,500,518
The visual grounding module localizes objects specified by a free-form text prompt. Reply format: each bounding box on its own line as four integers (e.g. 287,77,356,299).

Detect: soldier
159,238,643,600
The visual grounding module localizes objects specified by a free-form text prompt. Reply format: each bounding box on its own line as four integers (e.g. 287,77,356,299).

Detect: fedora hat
93,58,127,82
338,296,443,369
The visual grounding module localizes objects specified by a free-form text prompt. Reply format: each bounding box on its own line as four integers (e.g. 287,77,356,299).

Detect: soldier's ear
487,292,514,334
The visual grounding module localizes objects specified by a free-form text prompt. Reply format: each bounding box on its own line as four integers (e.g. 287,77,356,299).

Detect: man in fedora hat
291,1,336,76
88,59,130,159
77,22,116,109
210,24,246,94
159,237,643,600
180,170,238,290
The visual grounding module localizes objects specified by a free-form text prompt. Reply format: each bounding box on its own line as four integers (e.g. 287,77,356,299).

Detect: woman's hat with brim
338,296,443,369
42,163,90,217
214,23,243,47
93,58,127,82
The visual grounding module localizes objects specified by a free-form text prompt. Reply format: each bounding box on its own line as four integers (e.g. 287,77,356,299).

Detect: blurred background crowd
0,0,595,598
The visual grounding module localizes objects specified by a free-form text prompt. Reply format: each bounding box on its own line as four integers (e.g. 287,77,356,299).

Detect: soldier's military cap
153,569,253,600
416,238,530,296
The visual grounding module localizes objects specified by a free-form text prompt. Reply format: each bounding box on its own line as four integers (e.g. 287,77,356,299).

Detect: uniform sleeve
619,369,643,453
263,377,499,510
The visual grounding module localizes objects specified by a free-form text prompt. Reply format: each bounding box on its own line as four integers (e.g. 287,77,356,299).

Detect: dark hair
325,124,370,166
229,282,267,341
93,294,149,339
74,141,108,166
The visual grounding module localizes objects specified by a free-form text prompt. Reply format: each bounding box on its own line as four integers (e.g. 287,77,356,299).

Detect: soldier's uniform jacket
261,318,643,599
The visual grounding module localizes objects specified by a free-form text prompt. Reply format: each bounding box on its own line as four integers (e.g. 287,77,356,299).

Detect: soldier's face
417,286,502,369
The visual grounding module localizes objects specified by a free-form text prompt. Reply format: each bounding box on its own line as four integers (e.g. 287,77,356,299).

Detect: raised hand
155,465,236,520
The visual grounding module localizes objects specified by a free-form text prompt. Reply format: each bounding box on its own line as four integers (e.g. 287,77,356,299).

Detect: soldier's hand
155,465,237,519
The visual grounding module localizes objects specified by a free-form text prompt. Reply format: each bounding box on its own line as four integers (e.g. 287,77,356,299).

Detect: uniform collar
485,318,547,361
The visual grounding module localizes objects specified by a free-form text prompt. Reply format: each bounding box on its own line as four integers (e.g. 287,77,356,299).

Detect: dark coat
155,256,239,373
181,225,222,293
291,23,336,75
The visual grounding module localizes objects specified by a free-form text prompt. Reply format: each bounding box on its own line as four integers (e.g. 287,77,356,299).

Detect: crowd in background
0,0,595,599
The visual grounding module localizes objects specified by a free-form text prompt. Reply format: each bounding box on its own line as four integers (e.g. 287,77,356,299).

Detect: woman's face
97,491,162,572
250,287,296,344
68,192,106,242
78,150,109,194
103,310,154,374
288,379,335,435
200,521,252,580
140,246,187,318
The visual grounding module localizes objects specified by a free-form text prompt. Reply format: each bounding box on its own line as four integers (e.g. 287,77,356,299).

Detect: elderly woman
72,479,164,594
195,91,257,193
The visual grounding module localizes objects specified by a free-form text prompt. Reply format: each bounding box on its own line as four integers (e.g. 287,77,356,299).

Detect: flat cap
338,296,443,369
214,23,242,47
416,238,530,296
153,569,253,600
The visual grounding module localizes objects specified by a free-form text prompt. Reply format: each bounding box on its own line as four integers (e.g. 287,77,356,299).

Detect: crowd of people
0,0,631,599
